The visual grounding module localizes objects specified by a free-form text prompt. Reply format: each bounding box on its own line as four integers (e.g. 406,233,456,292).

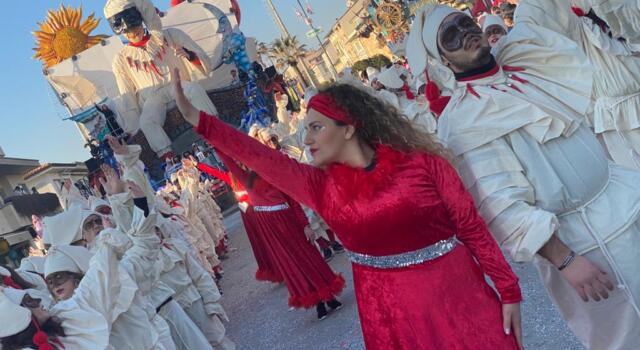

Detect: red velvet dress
198,163,283,283
196,112,522,348
215,151,345,308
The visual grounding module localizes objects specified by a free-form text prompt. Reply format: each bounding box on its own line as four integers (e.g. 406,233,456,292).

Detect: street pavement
219,211,585,350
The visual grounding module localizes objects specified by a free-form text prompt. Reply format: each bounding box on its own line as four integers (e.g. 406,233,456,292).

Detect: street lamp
294,0,339,80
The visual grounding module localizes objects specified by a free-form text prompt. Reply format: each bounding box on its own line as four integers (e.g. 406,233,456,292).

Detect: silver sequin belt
253,203,290,212
346,237,458,269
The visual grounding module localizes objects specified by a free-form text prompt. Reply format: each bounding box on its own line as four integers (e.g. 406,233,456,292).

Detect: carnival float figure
206,5,253,80
104,0,218,160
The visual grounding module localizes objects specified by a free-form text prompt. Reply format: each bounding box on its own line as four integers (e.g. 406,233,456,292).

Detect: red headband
307,93,357,127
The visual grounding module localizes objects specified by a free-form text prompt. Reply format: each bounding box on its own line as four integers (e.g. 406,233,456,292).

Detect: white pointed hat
377,67,404,89
18,256,46,275
406,4,460,90
0,290,31,338
44,245,93,278
89,196,111,212
366,67,380,82
42,206,85,246
479,14,507,32
3,287,53,311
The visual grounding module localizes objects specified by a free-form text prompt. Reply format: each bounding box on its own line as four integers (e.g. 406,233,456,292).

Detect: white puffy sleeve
74,229,137,325
112,55,141,133
118,210,162,294
175,241,228,321
455,138,559,262
115,145,156,206
166,27,212,76
580,17,637,55
588,0,640,46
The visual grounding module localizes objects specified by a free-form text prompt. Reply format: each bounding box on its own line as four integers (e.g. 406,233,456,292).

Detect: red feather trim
287,274,346,309
327,145,407,202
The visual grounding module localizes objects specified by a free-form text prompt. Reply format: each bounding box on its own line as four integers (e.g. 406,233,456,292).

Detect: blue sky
0,0,346,162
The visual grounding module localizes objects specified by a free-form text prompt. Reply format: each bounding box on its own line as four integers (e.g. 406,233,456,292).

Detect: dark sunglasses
46,272,74,288
439,15,482,52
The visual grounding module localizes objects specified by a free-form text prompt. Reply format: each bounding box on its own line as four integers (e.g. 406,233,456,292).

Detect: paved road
219,211,584,350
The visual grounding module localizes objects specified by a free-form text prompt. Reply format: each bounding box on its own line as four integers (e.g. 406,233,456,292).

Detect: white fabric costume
105,0,217,157
159,239,234,349
44,218,165,350
586,0,640,49
407,3,640,349
273,94,292,139
175,169,221,270
516,0,640,169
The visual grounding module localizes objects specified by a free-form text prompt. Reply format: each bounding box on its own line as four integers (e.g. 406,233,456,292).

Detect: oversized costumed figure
406,3,640,349
105,0,218,159
516,0,640,170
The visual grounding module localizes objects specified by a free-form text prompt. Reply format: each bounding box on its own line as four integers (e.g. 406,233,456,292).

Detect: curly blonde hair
318,83,448,158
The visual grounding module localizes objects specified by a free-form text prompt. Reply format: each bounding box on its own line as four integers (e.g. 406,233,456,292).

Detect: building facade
0,146,88,266
323,0,394,73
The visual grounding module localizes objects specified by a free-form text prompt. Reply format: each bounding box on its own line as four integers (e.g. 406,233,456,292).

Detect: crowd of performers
4,0,640,349
0,135,235,350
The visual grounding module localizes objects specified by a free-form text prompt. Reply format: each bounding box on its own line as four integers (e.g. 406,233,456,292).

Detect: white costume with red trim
408,3,640,349
105,0,217,157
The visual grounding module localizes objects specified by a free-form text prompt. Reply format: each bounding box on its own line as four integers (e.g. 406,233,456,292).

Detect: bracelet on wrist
558,251,576,271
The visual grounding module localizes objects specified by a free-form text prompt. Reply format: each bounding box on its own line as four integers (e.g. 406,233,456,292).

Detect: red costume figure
197,162,283,283
192,103,522,348
209,152,345,313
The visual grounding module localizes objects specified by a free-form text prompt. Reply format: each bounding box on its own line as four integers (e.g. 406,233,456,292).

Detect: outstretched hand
171,68,199,126
126,180,146,199
107,135,128,155
99,164,126,195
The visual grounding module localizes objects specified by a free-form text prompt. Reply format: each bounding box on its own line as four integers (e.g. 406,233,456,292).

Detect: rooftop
23,162,86,180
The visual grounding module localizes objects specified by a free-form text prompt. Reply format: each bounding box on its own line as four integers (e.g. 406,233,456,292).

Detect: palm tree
270,36,312,87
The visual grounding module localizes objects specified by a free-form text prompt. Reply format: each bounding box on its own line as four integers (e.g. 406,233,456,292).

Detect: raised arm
197,162,232,186
214,150,250,187
171,69,325,211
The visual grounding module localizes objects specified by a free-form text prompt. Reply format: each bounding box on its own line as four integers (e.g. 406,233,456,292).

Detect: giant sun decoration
33,5,108,68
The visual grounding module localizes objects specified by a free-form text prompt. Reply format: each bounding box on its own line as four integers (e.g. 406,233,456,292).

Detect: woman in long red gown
197,162,284,283
203,150,345,318
172,71,524,349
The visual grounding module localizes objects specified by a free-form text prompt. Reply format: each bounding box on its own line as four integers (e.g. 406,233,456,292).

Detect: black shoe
317,302,328,320
322,247,334,262
331,242,345,254
327,299,343,312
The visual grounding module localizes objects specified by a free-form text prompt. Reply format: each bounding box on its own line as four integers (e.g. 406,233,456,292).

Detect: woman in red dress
172,70,524,349
197,162,284,283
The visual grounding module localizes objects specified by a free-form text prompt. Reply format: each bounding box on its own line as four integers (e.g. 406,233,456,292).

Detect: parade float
358,0,475,55
32,0,270,182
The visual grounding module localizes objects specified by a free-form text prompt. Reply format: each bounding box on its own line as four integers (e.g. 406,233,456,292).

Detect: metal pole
295,0,339,80
264,0,318,88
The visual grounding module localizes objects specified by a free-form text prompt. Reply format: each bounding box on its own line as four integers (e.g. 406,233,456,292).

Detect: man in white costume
513,0,640,170
407,3,640,349
104,0,218,159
